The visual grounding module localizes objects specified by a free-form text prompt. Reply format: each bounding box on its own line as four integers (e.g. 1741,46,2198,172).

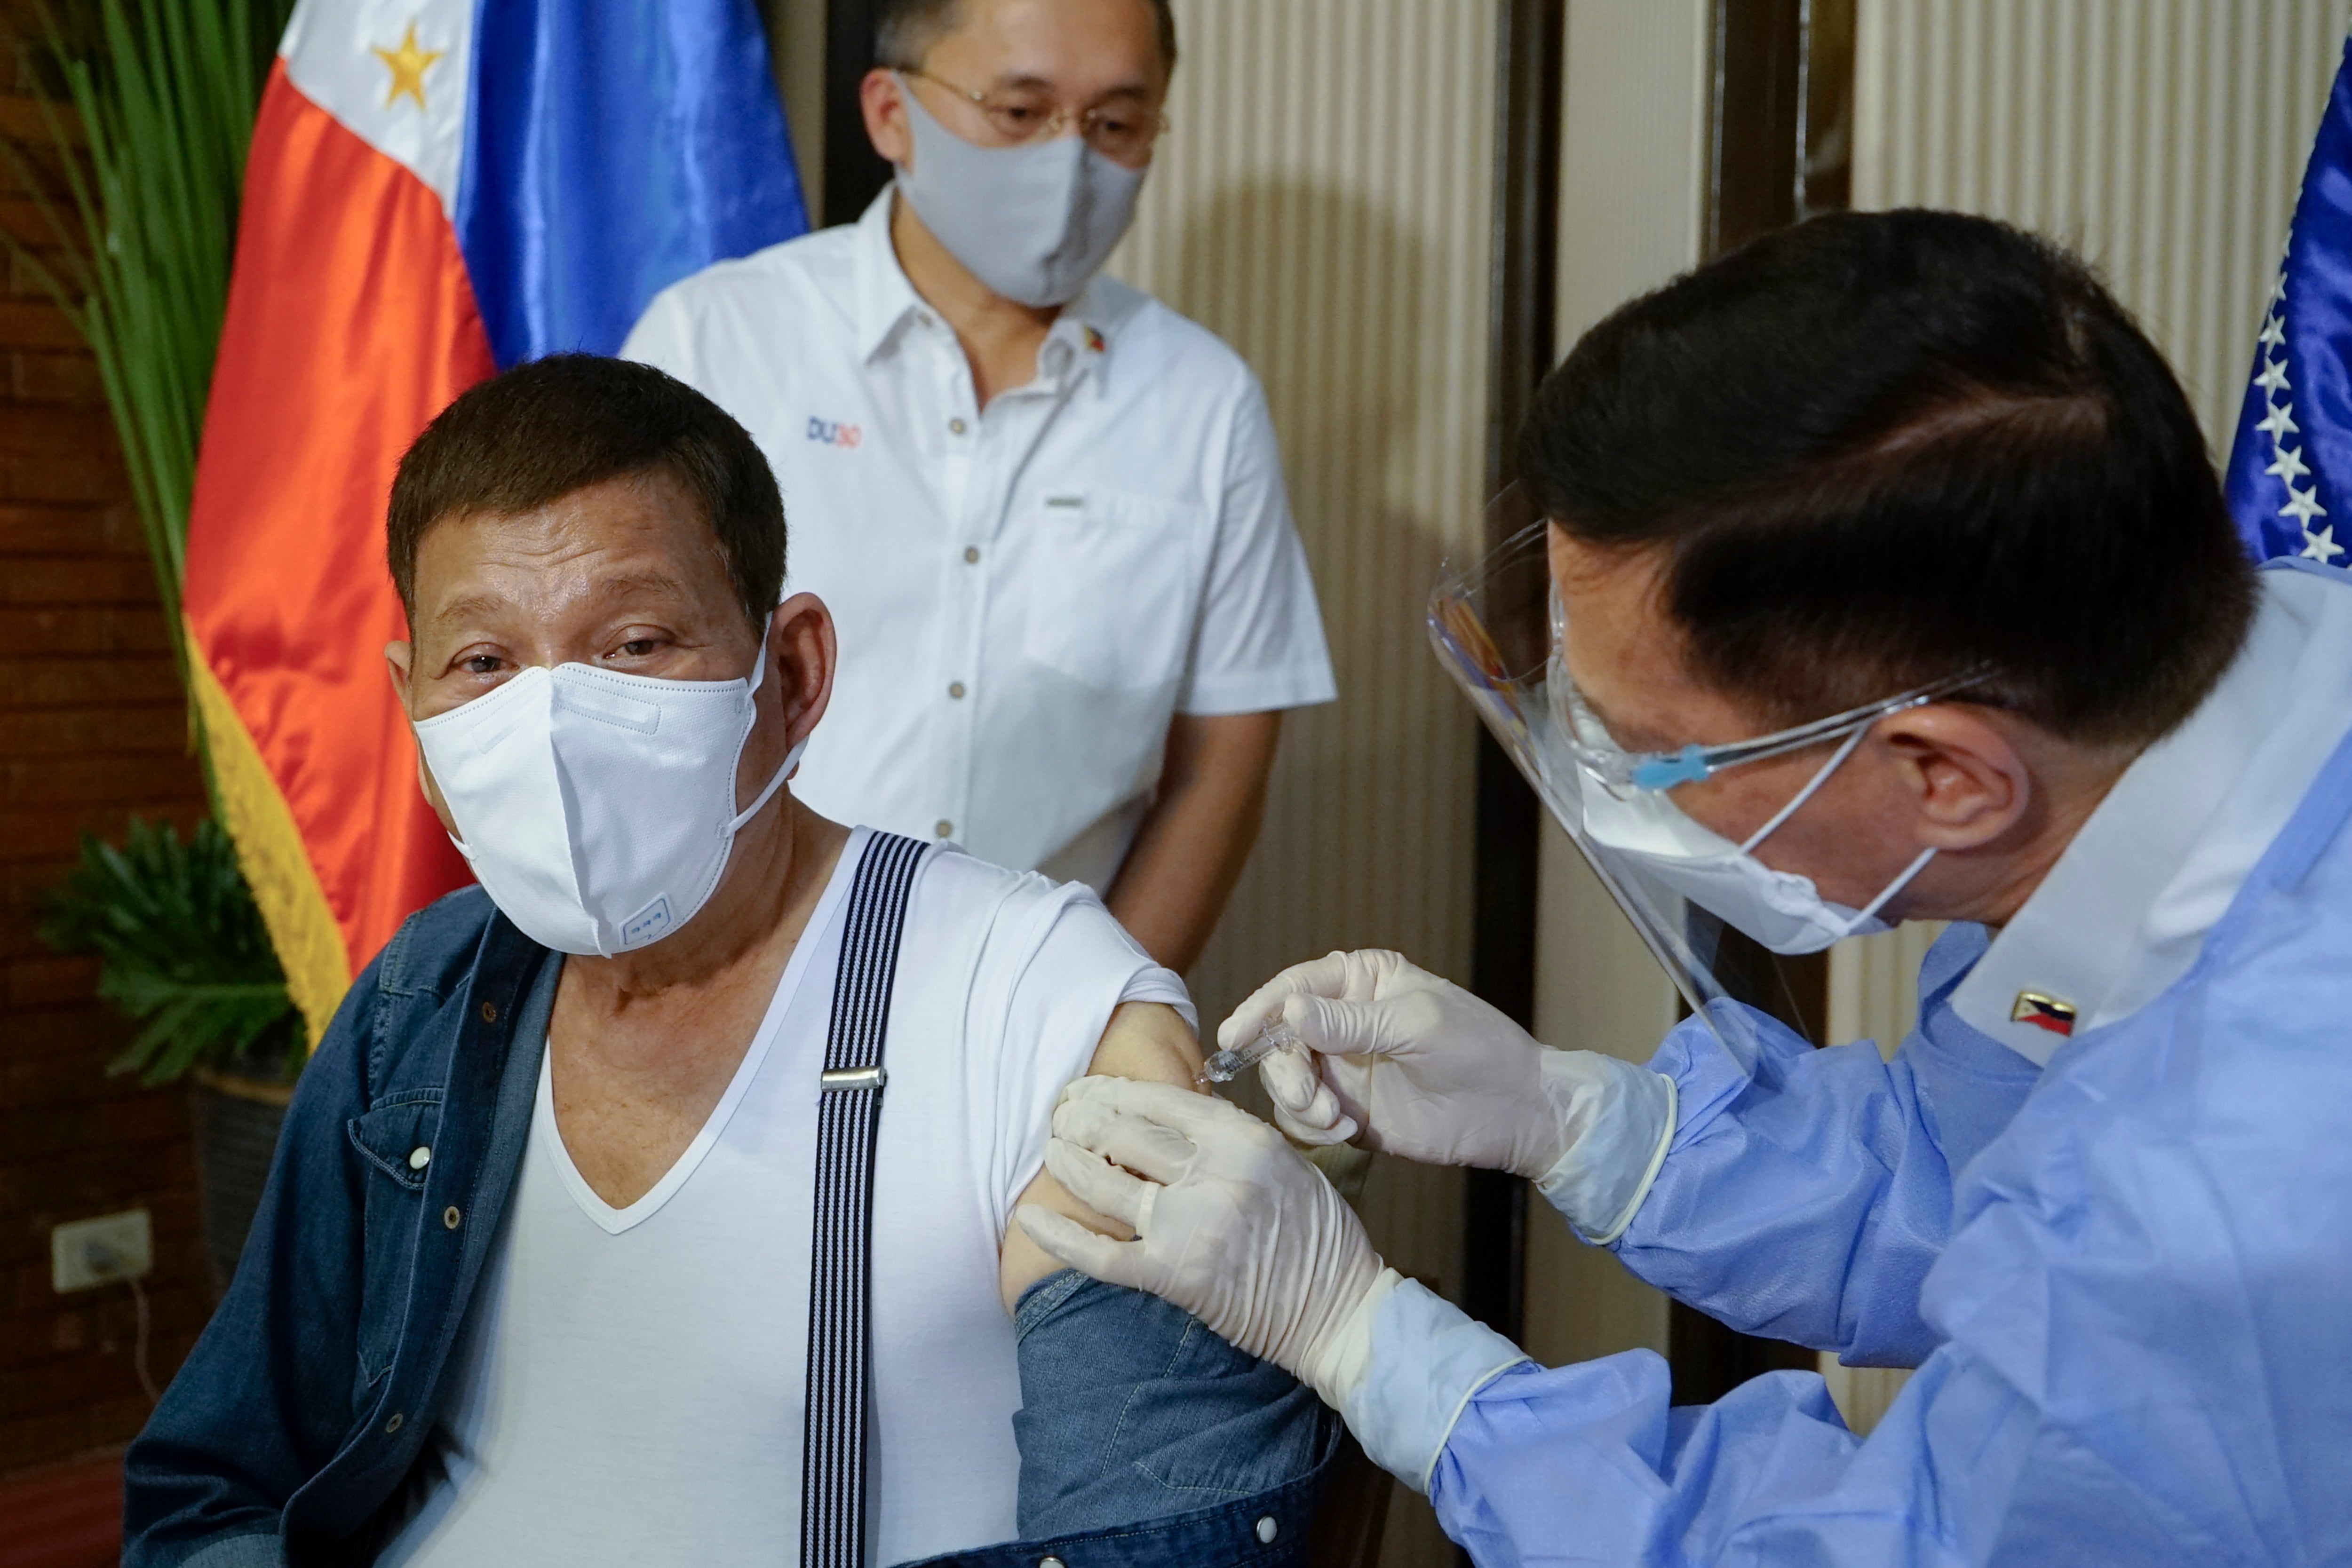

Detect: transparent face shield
1427,487,1986,1028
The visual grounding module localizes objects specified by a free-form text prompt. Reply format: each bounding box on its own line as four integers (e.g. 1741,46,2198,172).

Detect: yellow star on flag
372,21,445,111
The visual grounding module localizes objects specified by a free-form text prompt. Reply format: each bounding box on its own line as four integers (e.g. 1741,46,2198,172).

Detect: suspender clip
819,1065,886,1092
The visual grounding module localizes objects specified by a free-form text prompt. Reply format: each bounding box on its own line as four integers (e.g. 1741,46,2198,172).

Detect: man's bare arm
1105,712,1282,974
1000,1001,1205,1311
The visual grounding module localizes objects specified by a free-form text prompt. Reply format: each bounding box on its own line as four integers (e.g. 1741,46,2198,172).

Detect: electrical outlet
51,1209,153,1293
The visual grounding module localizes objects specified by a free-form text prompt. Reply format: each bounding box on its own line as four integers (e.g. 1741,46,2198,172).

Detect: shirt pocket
1021,491,1203,691
346,1091,444,1390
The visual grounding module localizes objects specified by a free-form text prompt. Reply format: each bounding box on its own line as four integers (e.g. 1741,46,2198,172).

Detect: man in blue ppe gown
1016,210,2352,1563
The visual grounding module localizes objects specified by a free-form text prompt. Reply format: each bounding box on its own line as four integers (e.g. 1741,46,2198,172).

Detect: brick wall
0,87,215,1475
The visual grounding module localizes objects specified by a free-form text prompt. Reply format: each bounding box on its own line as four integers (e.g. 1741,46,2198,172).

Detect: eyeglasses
1428,506,2000,800
899,68,1169,162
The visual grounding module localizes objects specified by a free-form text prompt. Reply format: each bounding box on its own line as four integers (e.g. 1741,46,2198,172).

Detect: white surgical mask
413,629,803,957
892,78,1145,309
1577,721,1936,955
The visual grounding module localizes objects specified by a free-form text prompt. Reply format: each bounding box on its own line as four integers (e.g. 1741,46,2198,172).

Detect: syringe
1197,1018,1303,1085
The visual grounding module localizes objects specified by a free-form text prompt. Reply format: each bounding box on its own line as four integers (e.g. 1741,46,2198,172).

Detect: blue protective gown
1359,723,2352,1565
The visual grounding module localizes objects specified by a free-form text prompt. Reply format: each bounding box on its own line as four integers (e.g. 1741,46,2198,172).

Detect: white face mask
892,79,1145,309
412,630,803,957
1576,720,1935,956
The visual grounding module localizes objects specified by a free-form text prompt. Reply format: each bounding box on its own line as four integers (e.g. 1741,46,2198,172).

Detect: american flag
2225,32,2352,568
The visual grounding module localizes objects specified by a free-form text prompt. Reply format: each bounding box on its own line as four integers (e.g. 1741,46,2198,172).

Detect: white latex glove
1014,1076,1400,1409
1227,949,1677,1242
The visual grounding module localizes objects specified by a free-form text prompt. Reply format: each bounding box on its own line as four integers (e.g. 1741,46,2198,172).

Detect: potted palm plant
40,819,303,1291
8,0,298,1293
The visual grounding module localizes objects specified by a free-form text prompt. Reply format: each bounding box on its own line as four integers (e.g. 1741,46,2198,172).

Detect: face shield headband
1426,488,1990,1022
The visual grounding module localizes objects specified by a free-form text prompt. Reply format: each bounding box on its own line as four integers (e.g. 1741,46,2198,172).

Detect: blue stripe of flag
2225,32,2352,569
453,0,810,368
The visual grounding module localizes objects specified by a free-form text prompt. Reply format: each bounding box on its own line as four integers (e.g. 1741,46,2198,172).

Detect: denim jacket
123,888,1331,1567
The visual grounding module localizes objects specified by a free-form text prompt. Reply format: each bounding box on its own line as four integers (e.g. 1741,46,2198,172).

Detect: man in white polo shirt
624,0,1335,972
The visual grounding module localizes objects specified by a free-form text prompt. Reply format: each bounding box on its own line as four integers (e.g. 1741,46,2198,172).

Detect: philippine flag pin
2010,991,2078,1038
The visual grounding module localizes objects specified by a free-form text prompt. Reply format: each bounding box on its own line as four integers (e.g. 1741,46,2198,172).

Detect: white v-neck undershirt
538,844,846,1236
378,830,1190,1566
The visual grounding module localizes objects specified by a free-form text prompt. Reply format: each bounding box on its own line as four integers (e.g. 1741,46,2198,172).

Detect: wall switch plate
51,1209,153,1292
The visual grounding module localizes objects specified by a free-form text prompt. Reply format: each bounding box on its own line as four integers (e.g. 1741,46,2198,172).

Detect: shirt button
1039,1559,1065,1568
1256,1516,1278,1544
408,1146,431,1171
948,682,966,700
443,1206,463,1230
949,418,967,435
963,546,980,564
935,820,954,839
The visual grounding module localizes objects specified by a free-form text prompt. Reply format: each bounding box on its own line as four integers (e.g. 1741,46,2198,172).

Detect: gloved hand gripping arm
1233,950,1676,1243
1014,1077,1527,1485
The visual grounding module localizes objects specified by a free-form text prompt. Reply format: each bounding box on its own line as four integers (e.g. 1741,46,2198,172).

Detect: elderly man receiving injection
123,356,1330,1568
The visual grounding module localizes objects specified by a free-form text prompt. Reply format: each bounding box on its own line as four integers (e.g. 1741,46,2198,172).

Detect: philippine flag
181,0,808,1041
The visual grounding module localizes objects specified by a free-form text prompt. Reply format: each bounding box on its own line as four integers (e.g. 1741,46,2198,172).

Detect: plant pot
188,1069,294,1299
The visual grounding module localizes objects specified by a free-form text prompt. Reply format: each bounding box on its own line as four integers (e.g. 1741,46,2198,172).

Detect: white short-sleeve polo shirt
623,193,1337,890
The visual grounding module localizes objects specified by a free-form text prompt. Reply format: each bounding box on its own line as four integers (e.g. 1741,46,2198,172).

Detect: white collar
850,188,1116,394
1949,563,2352,1065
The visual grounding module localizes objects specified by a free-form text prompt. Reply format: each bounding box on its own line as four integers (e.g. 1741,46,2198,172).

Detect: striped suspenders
801,832,928,1568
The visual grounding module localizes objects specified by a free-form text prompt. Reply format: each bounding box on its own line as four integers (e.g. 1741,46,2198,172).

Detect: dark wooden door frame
824,0,895,226
1708,0,1855,256
1666,0,1858,1408
1461,0,1568,1353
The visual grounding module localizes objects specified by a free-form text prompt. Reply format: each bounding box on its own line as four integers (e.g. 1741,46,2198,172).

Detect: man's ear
384,638,415,711
1877,705,2034,852
862,67,912,166
773,592,837,756
384,637,455,829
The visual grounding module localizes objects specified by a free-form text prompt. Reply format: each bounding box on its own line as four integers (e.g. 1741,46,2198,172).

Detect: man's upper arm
1082,998,1205,1087
998,1002,1203,1309
997,998,1341,1538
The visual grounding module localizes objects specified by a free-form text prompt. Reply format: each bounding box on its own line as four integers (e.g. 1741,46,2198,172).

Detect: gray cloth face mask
893,78,1146,309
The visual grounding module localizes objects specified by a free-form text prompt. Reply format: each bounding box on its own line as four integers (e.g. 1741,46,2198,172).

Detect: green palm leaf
41,817,301,1085
5,1,302,1082
4,0,285,713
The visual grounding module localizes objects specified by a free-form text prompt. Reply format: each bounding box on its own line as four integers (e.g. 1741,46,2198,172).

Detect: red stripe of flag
183,63,488,1010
